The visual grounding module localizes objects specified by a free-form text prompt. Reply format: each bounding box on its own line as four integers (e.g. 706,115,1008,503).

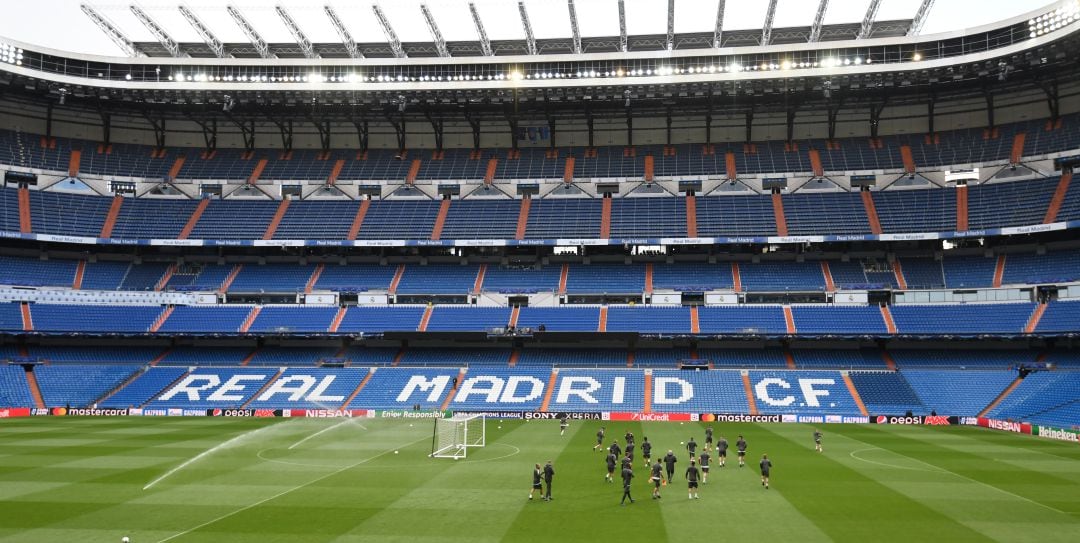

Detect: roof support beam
712,0,726,48
275,5,316,59
617,0,628,52
665,0,675,51
907,0,937,36
178,4,226,59
762,0,778,46
808,0,829,43
80,4,143,57
323,5,362,59
518,1,537,55
468,3,493,56
130,5,182,58
226,5,273,59
858,0,883,39
372,4,406,59
420,3,450,58
568,0,582,55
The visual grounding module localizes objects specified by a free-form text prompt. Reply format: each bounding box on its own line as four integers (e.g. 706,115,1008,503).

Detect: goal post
430,414,486,459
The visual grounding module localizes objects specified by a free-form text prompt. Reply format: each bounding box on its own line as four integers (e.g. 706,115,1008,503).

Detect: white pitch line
849,447,943,473
144,422,287,490
288,419,355,450
155,433,431,543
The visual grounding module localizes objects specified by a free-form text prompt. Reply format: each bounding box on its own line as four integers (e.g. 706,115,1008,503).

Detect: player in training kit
705,426,714,451
620,466,635,505
760,454,772,489
621,454,633,472
625,439,635,462
559,418,568,436
609,440,622,459
624,430,633,445
814,430,823,452
641,437,653,466
605,451,617,482
685,460,700,499
717,436,729,467
650,460,664,499
699,450,711,484
686,437,698,460
663,450,678,482
736,435,748,467
594,427,606,451
529,464,543,500
543,460,555,500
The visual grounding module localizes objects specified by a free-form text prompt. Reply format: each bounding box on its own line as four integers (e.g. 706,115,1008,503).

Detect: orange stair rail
24,369,46,409
643,372,652,413
239,349,259,367
247,158,268,185
889,259,907,290
239,306,261,333
783,306,796,334
508,349,520,367
644,263,654,295
339,369,376,410
880,305,898,334
149,306,174,333
68,149,81,177
17,187,32,233
1025,302,1047,334
515,198,531,240
430,199,451,240
1044,171,1072,223
808,149,824,177
406,159,422,184
979,378,1023,417
472,264,487,294
327,159,345,186
558,263,569,295
1010,132,1026,164
771,192,789,236
600,197,612,238
305,263,325,294
240,369,285,407
563,156,575,183
217,264,242,294
741,373,759,415
348,200,370,240
882,351,898,371
154,264,176,292
784,351,797,369
685,194,698,237
508,306,521,328
539,370,559,412
627,351,635,368
689,306,700,334
643,155,654,182
725,152,737,180
484,158,498,184
956,184,968,231
167,156,186,179
899,145,916,173
821,261,835,292
178,198,210,240
388,264,406,295
992,255,1006,288
732,262,743,292
99,195,124,238
842,373,870,416
861,191,883,235
262,199,291,240
439,369,466,412
72,260,85,290
328,307,348,333
21,302,33,331
598,306,608,332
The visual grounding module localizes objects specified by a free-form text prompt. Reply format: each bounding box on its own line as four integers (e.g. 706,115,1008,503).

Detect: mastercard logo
700,414,716,422
51,407,67,416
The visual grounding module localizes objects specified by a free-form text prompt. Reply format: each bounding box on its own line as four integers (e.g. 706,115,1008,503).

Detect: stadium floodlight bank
430,414,486,459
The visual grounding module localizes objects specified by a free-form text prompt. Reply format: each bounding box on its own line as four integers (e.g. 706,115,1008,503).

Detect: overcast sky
0,0,1054,56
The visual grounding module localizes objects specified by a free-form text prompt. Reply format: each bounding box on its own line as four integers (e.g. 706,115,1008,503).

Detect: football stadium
0,0,1079,540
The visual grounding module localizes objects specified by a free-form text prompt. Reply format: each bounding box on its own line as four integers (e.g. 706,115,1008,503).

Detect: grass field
1,416,1078,542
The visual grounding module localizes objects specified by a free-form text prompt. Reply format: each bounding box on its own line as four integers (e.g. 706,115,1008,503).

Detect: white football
394,451,399,454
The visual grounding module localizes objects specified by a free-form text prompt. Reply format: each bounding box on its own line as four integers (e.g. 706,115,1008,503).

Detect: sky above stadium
1,0,1056,57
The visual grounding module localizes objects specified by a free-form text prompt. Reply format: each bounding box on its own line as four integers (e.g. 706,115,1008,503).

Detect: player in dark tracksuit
717,436,729,467
736,435,748,467
529,464,543,500
621,455,632,471
594,427,606,450
605,452,617,482
760,454,772,489
543,461,555,500
663,450,678,482
609,440,621,459
686,437,698,460
686,460,700,499
625,439,635,462
814,430,823,453
650,460,664,499
559,418,568,436
620,466,635,505
699,450,711,484
705,426,714,451
624,431,633,446
641,437,653,467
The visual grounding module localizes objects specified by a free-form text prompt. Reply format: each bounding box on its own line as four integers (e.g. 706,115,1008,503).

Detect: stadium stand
0,365,34,407
33,365,138,407
902,369,1017,416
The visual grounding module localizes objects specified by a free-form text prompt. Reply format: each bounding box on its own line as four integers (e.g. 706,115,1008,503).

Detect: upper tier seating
889,303,1036,335
900,369,1016,416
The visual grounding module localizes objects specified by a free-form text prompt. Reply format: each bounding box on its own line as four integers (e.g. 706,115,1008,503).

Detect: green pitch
1,416,1078,542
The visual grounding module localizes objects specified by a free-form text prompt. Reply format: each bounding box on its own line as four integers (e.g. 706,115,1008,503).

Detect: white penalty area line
144,421,291,490
155,433,432,543
287,418,360,450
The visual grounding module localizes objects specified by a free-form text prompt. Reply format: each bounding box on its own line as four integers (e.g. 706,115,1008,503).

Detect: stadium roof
1,0,1056,59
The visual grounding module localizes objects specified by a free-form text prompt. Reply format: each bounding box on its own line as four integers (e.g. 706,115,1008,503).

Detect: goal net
430,414,486,459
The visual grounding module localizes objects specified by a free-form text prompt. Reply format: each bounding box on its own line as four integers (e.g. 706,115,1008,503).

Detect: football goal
430,414,486,459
